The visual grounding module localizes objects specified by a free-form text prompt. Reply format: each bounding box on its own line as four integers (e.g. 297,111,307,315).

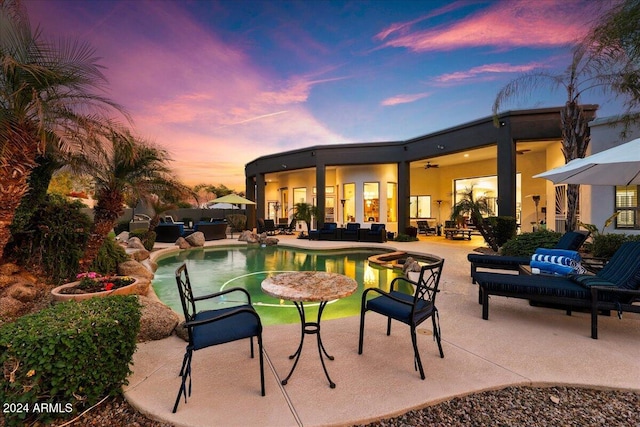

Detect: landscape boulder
185,231,205,247
137,296,180,342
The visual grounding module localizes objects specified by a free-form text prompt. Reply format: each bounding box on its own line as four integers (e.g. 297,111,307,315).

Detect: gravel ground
32,386,638,426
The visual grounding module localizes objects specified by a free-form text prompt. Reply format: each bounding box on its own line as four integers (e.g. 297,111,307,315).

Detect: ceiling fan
424,161,439,169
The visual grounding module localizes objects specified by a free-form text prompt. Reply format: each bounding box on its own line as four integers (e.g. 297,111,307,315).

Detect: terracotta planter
51,277,143,302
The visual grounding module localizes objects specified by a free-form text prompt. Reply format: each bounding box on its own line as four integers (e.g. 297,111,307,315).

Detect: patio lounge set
310,222,387,243
155,221,228,243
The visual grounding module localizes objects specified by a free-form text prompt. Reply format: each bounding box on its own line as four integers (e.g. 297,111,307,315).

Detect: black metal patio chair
172,264,265,413
358,259,445,379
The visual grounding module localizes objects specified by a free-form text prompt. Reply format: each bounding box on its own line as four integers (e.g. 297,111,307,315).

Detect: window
387,182,397,222
343,183,356,223
409,195,431,218
363,182,379,222
615,185,639,229
293,188,306,204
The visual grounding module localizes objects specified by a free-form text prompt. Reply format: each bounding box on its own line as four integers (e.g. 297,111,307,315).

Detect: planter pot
51,277,143,302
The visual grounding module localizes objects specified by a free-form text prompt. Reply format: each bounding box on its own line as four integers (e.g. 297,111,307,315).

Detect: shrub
226,214,247,231
590,233,640,258
487,216,517,247
89,237,130,275
500,229,563,257
130,229,157,251
7,194,91,284
0,296,141,426
393,233,418,242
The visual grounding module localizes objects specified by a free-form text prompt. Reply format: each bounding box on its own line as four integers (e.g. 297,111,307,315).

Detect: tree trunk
0,137,38,258
565,183,580,231
560,101,590,232
10,155,60,234
78,189,124,271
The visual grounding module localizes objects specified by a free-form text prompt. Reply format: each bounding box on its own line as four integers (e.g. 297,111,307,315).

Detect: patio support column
398,160,410,233
316,163,326,229
496,119,516,217
255,174,266,228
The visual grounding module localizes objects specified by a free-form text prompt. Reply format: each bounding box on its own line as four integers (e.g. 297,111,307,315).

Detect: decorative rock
140,258,158,273
176,237,191,250
0,296,26,318
0,263,21,276
133,278,152,295
175,321,189,342
185,231,205,247
402,257,422,275
7,283,38,303
127,237,146,250
117,260,155,280
137,296,180,342
129,248,150,262
238,230,253,242
263,237,279,246
116,231,130,242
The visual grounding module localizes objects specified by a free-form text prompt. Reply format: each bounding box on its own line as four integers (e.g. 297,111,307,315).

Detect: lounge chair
475,241,640,339
277,218,296,235
257,218,278,235
467,231,589,283
416,220,436,235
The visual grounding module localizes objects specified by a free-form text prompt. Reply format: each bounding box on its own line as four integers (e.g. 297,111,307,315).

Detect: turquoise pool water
152,245,407,325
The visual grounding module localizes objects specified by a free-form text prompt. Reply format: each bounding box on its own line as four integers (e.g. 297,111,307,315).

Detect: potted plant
293,202,320,239
51,272,141,302
451,187,493,226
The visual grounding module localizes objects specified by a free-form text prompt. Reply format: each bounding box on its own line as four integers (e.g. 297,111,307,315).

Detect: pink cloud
379,0,603,52
433,61,544,84
381,92,431,106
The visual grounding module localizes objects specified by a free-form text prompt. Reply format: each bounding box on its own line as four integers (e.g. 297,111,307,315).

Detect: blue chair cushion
191,306,260,350
366,291,432,324
370,224,385,233
556,231,588,251
476,273,590,299
592,241,640,290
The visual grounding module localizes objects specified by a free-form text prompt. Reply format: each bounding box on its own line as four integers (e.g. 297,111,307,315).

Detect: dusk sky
24,0,619,190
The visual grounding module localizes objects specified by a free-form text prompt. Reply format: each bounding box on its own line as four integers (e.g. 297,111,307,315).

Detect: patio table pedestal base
281,300,336,388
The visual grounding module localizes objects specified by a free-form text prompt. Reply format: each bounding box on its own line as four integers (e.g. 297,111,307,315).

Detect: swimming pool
152,245,408,325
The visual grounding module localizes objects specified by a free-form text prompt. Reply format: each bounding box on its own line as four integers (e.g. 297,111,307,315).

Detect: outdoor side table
261,271,357,388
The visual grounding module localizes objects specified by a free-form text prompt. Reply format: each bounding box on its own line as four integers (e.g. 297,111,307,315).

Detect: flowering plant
68,272,135,293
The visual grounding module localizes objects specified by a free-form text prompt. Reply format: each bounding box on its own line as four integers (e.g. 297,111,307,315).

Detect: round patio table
261,271,357,388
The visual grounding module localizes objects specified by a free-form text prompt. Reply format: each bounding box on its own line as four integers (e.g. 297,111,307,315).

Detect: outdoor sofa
193,221,227,240
467,230,589,283
359,223,387,243
474,241,640,339
155,223,184,243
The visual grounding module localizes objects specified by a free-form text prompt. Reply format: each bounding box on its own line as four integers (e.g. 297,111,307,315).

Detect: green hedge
500,229,563,257
487,216,517,247
590,233,640,258
90,237,130,275
0,296,141,426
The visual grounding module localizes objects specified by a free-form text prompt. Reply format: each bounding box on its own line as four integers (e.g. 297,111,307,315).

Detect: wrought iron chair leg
432,310,444,358
258,336,265,396
250,336,255,358
410,328,425,380
173,350,193,413
386,317,392,335
358,308,366,354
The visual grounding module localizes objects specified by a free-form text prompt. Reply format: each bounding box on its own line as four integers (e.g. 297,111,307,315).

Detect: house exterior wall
583,117,640,235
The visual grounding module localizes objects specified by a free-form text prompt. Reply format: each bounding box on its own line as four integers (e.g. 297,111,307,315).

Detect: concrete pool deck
125,234,640,427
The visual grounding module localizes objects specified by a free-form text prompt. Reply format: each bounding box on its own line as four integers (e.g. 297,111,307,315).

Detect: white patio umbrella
533,138,640,185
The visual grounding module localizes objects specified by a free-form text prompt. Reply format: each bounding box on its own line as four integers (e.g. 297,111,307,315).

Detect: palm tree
493,38,638,231
293,202,319,238
0,2,125,256
74,130,190,270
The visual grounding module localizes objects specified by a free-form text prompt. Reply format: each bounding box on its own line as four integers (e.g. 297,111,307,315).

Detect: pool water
152,245,408,325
